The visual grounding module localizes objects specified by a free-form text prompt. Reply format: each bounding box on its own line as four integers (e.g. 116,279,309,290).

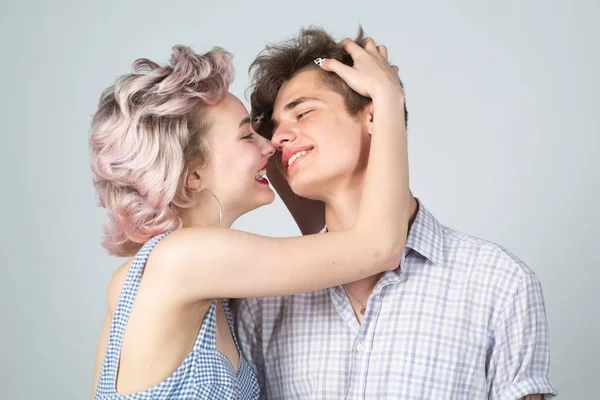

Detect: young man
234,28,556,400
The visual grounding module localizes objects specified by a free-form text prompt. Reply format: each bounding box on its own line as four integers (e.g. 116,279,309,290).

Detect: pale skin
92,42,409,396
269,38,543,400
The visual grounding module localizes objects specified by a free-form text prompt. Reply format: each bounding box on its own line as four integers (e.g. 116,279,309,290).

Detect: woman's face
200,93,276,218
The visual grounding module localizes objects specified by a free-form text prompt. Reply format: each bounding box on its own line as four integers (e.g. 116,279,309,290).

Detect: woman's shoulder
104,231,198,311
148,227,235,267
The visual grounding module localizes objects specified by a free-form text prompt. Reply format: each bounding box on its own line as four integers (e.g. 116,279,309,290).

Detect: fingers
390,65,403,88
337,37,365,58
328,37,401,98
363,37,388,60
339,36,390,63
377,45,388,60
319,58,356,82
362,37,378,54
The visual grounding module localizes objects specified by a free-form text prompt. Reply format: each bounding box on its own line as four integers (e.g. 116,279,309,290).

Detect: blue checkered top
95,232,260,399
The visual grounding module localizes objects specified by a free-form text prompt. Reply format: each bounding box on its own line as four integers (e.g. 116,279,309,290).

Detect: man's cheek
276,154,287,178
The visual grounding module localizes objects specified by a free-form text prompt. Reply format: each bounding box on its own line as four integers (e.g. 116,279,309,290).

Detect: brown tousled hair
248,26,407,139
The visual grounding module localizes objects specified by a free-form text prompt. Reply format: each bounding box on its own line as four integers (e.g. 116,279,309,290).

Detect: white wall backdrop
1,0,598,398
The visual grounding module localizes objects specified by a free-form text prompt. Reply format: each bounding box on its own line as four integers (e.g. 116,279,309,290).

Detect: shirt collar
320,198,445,266
404,198,445,266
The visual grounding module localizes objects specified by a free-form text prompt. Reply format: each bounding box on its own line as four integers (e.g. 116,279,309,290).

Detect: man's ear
360,102,375,135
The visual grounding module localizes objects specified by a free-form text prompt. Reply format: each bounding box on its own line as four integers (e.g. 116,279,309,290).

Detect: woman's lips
256,177,269,185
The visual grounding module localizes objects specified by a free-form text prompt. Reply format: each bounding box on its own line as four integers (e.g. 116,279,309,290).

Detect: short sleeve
487,272,558,400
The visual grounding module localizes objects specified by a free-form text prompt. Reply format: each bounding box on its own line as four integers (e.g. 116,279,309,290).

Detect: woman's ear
186,168,204,192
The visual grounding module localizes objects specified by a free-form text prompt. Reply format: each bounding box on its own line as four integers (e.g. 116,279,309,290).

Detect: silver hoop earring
190,185,223,227
204,189,223,227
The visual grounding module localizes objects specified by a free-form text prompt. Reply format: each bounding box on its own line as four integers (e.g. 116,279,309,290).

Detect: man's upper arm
487,272,557,399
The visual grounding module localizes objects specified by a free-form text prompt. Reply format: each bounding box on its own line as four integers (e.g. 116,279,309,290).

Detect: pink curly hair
90,45,233,256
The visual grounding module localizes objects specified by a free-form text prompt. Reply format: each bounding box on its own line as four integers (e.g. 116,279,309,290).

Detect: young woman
91,40,408,399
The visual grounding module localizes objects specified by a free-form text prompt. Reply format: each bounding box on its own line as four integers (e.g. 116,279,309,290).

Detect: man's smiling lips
281,146,314,172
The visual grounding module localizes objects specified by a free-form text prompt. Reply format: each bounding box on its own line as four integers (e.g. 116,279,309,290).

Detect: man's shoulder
439,222,538,285
412,202,536,283
432,223,546,332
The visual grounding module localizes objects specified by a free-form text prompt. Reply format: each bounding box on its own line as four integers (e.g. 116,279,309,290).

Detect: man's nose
271,124,296,149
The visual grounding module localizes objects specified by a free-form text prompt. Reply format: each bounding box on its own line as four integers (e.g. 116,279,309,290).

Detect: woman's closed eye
242,133,255,140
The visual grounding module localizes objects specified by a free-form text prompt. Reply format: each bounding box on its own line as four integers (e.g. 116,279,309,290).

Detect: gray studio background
1,0,598,398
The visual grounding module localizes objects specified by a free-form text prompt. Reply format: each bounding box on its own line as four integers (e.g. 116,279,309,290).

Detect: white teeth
255,169,266,180
288,150,309,167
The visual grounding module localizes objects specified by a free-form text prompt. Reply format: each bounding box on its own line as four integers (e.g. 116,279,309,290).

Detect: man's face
270,69,371,200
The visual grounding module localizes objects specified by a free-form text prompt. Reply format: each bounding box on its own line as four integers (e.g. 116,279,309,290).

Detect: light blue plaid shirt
234,200,557,399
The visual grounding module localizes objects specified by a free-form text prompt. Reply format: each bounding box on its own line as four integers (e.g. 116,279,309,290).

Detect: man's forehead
273,69,323,113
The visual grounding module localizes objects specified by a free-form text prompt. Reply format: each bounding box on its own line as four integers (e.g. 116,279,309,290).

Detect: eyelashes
297,110,313,120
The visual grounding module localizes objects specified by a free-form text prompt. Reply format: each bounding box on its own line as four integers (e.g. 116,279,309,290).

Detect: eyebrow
271,96,321,129
239,117,251,128
284,96,321,111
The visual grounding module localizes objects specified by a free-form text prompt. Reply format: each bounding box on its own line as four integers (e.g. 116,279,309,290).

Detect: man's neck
325,187,419,303
323,184,363,232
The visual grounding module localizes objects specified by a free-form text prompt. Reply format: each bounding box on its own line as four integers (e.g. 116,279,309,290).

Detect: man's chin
290,180,325,201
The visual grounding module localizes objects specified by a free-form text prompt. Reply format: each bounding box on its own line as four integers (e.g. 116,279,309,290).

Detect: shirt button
356,342,365,352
